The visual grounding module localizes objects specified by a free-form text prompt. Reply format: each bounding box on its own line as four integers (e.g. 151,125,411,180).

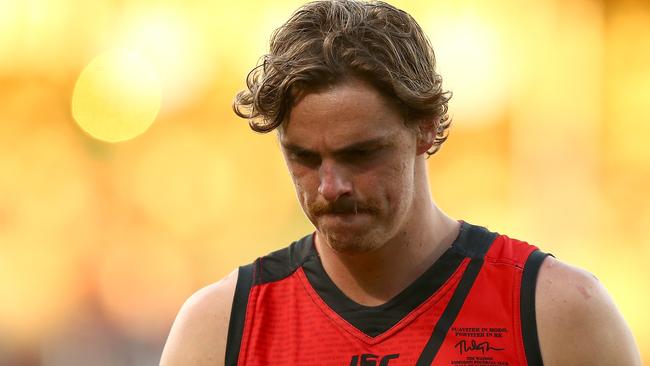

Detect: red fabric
237,235,538,365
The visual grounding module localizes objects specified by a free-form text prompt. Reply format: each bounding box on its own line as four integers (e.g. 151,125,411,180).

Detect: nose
318,160,352,203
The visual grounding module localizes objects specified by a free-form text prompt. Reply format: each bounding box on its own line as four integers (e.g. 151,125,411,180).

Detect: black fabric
225,263,254,366
416,257,486,365
303,222,498,337
415,226,496,365
253,235,316,285
521,249,551,366
451,222,497,259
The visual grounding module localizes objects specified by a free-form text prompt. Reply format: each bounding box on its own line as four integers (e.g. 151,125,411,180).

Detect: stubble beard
318,225,382,255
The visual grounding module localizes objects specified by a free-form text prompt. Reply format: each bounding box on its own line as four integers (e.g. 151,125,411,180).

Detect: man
160,1,641,365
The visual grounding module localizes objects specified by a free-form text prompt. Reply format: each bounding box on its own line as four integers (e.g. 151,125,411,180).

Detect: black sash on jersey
416,223,497,365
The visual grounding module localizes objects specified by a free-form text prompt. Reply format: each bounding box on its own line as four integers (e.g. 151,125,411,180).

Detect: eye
356,149,373,156
344,148,377,161
289,151,321,167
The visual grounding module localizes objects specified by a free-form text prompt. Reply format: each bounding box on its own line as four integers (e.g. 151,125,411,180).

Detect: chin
319,229,384,255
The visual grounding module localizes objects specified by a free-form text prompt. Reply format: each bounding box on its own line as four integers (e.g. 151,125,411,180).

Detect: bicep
160,269,238,366
535,257,641,365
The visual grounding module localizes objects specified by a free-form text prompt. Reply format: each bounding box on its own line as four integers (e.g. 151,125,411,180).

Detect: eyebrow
281,135,393,156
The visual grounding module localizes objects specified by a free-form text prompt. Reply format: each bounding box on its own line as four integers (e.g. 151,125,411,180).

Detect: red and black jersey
225,222,550,365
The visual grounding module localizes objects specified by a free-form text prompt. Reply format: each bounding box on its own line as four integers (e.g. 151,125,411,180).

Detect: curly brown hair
233,0,452,156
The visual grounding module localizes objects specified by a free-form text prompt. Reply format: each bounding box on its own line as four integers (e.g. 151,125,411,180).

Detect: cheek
385,160,415,209
288,167,317,204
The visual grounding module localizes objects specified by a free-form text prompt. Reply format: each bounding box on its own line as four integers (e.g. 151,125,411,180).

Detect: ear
415,117,439,155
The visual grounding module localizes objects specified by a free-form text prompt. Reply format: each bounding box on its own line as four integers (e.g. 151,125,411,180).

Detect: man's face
279,77,423,254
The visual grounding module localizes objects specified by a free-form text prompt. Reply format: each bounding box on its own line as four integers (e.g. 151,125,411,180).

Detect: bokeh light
117,5,217,113
425,13,508,126
72,49,161,143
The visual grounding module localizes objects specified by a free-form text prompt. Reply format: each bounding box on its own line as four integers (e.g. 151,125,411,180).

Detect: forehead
280,78,408,151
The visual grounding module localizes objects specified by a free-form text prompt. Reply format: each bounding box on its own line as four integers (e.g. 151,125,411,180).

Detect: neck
314,161,459,306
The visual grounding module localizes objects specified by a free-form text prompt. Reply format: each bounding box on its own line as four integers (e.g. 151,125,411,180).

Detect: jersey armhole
225,263,254,366
520,250,552,366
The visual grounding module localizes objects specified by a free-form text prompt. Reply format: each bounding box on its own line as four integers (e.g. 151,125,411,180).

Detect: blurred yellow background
0,0,648,364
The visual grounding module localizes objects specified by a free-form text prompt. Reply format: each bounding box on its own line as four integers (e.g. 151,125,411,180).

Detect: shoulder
535,256,641,365
159,269,239,366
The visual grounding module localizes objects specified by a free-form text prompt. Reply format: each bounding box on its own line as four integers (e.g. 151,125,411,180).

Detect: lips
319,211,371,226
323,212,357,218
310,197,374,216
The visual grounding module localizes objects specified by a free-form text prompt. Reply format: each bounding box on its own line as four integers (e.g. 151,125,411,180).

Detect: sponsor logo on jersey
349,353,400,366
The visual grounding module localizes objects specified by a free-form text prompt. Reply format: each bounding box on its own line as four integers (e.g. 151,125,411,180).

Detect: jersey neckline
300,221,491,337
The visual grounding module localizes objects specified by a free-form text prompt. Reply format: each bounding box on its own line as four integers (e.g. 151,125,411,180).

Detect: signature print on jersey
449,326,508,365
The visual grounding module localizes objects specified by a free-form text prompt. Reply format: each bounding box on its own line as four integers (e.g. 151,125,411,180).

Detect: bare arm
160,269,239,366
536,256,641,365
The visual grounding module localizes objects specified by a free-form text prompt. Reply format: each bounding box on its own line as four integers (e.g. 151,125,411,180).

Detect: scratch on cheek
576,284,592,301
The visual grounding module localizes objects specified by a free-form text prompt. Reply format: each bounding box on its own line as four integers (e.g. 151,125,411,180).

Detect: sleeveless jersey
225,222,550,365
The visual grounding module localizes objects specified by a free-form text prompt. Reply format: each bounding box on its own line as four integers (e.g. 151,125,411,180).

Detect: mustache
310,197,378,216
